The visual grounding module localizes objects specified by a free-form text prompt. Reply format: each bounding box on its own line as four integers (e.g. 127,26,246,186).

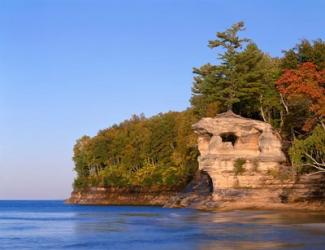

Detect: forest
72,22,325,190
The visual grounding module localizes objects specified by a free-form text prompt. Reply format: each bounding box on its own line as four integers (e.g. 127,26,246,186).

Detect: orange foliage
276,62,325,130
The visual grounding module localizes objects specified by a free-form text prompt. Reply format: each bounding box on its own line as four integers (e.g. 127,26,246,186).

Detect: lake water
0,201,325,250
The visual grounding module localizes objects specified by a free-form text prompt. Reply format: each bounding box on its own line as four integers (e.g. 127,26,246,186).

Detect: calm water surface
0,201,325,250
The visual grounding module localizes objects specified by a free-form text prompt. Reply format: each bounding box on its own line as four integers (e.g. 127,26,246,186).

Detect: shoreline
66,194,325,212
65,201,325,213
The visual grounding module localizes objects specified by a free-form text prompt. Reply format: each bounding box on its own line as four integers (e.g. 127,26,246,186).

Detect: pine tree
191,22,282,121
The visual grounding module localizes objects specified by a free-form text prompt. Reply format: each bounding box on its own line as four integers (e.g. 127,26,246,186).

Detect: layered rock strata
192,111,286,197
166,111,325,210
66,187,177,206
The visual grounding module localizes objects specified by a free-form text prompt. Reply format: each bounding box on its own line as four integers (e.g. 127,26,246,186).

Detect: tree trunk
260,106,267,122
280,110,284,129
280,94,289,114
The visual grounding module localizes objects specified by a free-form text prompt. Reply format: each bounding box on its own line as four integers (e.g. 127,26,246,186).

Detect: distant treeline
73,22,325,190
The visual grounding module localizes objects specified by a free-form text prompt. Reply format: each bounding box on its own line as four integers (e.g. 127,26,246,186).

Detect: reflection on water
199,241,305,250
0,201,325,250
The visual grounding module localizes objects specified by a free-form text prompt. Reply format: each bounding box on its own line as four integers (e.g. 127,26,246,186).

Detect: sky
0,0,324,199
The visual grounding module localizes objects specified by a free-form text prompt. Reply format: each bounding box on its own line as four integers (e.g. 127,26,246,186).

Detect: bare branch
307,170,325,176
280,94,289,114
304,152,325,167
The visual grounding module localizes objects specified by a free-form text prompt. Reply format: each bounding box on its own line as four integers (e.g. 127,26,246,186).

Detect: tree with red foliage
276,62,325,131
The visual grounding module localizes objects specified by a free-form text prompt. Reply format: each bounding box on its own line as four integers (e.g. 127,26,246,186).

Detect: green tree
191,22,282,123
73,135,91,178
289,125,325,174
281,39,325,70
192,22,250,113
72,110,198,190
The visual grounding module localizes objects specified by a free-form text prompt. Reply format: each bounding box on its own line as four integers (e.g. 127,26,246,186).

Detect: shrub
289,125,325,174
102,165,131,187
266,167,293,181
73,177,88,190
233,158,246,175
89,176,101,187
161,167,179,186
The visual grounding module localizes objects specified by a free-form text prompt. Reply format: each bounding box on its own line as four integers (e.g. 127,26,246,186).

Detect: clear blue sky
1,0,324,199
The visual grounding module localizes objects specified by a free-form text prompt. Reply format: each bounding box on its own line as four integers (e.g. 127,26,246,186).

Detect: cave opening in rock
220,132,238,146
185,171,214,194
200,171,214,193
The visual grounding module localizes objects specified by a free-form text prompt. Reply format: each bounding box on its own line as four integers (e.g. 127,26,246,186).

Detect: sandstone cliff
66,186,177,206
166,111,325,211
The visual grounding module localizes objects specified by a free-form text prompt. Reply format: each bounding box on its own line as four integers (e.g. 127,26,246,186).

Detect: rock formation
192,111,286,195
66,186,178,206
166,111,325,210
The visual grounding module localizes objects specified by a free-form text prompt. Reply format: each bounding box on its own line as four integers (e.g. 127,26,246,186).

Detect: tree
191,22,250,112
281,39,325,70
276,62,325,131
191,63,222,117
191,22,282,122
72,110,199,190
73,135,91,178
289,125,325,174
234,44,282,123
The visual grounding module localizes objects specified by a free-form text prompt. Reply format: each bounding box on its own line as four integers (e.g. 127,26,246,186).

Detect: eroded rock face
66,187,177,206
192,111,286,198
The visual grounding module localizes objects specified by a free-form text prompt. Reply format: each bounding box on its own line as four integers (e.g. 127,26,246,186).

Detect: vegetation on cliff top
73,110,198,189
73,22,325,190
